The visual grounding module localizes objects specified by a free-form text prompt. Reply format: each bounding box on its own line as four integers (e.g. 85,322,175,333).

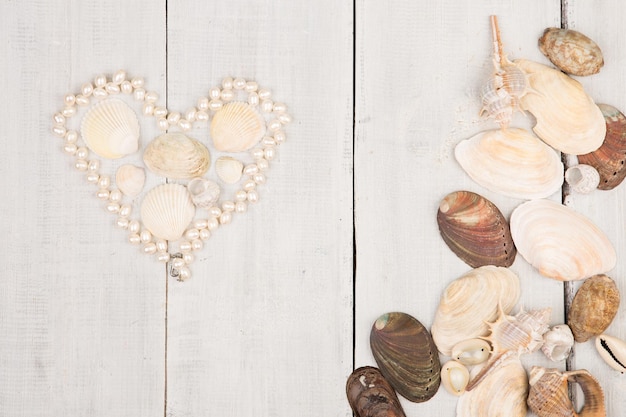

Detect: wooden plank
164,1,354,416
0,1,166,416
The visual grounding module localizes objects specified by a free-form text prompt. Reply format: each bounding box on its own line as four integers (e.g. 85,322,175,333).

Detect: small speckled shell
568,274,620,342
346,366,406,417
370,312,440,403
539,28,604,76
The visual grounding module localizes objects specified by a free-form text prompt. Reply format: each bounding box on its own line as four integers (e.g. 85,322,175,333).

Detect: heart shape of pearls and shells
51,70,291,281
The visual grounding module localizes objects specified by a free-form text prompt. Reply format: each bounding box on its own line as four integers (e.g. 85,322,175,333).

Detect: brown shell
370,312,440,402
346,366,406,417
578,104,626,190
539,27,604,76
437,191,516,268
567,274,620,342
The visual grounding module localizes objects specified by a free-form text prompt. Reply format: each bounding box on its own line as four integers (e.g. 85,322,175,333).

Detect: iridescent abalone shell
346,366,406,417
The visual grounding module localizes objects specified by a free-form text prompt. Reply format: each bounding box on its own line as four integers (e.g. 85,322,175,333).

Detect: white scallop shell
80,98,140,159
541,324,574,362
116,164,145,197
596,334,626,373
441,360,470,396
143,132,211,179
210,101,266,152
510,199,616,281
565,164,600,194
140,184,196,241
187,177,220,208
215,156,244,184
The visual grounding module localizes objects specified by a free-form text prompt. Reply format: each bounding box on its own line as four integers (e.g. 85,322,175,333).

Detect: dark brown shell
567,274,620,342
370,312,440,402
539,27,604,76
578,104,626,190
346,366,406,417
437,191,516,268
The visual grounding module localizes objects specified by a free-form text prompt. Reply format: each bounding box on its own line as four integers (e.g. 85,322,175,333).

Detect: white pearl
65,130,78,143
198,97,210,110
53,113,65,125
178,119,192,131
245,81,258,92
119,204,132,218
81,83,94,96
179,240,192,252
247,190,259,203
96,189,110,200
167,111,181,124
178,267,191,281
243,179,256,191
145,91,159,103
171,257,185,269
208,206,222,217
253,173,266,184
207,217,219,231
134,88,146,101
209,100,223,111
120,81,133,94
63,143,77,155
193,219,208,229
157,117,169,131
92,88,107,99
261,100,274,113
184,107,197,121
196,110,209,121
62,107,76,118
97,175,111,189
106,202,120,213
248,92,259,106
183,252,195,264
273,102,287,113
143,242,157,255
129,234,141,245
75,95,90,106
86,173,100,184
76,146,89,160
256,158,269,171
131,77,144,89
243,164,259,175
274,130,286,144
264,147,276,161
220,89,234,101
219,211,232,225
157,252,170,262
268,119,282,131
109,189,122,202
64,94,76,106
94,74,107,87
153,107,168,118
262,136,276,147
191,239,203,251
233,77,246,89
258,88,271,100
129,220,141,234
113,70,126,84
222,201,235,212
251,148,264,159
105,82,120,94
199,229,211,240
184,228,200,240
142,103,155,115
52,126,66,137
235,201,247,213
88,160,100,172
278,113,292,124
140,229,152,243
209,87,221,100
156,239,168,252
75,159,88,171
235,190,248,201
116,217,129,229
221,77,233,90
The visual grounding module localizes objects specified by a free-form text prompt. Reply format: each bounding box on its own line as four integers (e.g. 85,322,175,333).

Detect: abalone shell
567,274,620,342
346,366,406,417
370,312,440,402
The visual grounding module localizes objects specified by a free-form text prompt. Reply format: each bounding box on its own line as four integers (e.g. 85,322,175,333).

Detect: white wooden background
2,1,626,416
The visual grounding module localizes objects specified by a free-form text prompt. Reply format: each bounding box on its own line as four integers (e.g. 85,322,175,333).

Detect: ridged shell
440,360,470,396
370,312,440,402
510,199,616,281
568,274,620,342
516,59,605,155
455,128,563,199
541,324,574,362
539,28,604,76
565,164,600,194
595,334,626,373
215,156,244,184
187,177,220,209
143,133,211,179
210,101,266,152
437,191,516,268
115,164,145,197
140,184,196,241
346,366,406,417
451,339,491,366
80,99,140,159
578,104,626,190
431,265,520,356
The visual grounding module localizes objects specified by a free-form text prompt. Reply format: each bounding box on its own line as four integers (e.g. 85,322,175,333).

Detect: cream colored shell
210,101,266,152
187,177,220,209
565,164,600,194
143,133,211,179
541,324,574,362
115,164,146,197
596,334,626,373
440,360,470,396
140,184,196,241
215,156,244,184
451,339,491,366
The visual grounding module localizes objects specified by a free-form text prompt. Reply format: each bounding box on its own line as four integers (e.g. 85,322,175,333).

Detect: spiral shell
143,133,211,179
565,164,600,194
140,184,196,241
210,101,266,152
346,366,406,417
568,274,620,342
187,178,220,209
539,27,604,76
115,164,145,197
541,324,574,362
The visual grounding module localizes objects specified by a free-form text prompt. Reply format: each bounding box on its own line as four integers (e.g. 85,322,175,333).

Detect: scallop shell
80,98,140,159
431,265,520,356
510,199,616,281
565,164,600,194
539,27,604,76
595,334,626,373
568,274,620,342
346,366,406,417
455,128,563,199
187,177,220,209
578,104,626,190
115,164,145,197
210,101,266,152
440,360,470,396
451,339,491,366
370,312,440,402
437,191,515,268
140,184,196,241
215,156,244,184
516,59,606,155
143,133,211,179
541,324,574,362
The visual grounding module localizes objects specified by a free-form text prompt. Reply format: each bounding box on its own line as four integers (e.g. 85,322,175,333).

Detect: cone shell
431,265,520,356
346,366,406,417
215,156,244,184
143,133,211,179
210,101,266,152
437,191,516,268
595,334,626,373
115,164,146,197
510,199,616,281
80,98,140,159
370,312,440,402
516,59,605,155
539,27,604,76
578,104,626,190
568,274,620,342
140,184,196,241
455,128,563,199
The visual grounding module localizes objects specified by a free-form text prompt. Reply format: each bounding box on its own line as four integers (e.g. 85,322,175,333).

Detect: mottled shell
595,334,626,373
578,104,626,190
516,59,605,155
431,265,520,356
541,324,574,362
565,164,600,194
510,199,616,281
215,156,244,184
370,312,440,402
539,27,604,76
440,360,469,396
346,366,406,417
143,133,211,179
80,99,140,159
451,339,491,366
187,177,220,209
455,128,563,199
115,164,145,197
568,274,620,342
437,191,515,268
211,101,266,152
140,184,196,241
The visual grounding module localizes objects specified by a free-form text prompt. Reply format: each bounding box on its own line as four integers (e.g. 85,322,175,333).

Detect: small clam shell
437,191,516,268
541,324,574,362
565,164,600,194
187,178,220,209
451,339,491,366
140,184,196,241
539,27,604,76
210,101,266,152
215,156,244,184
143,133,211,179
596,334,626,373
568,274,620,342
346,366,406,417
115,164,145,197
440,360,469,396
370,312,440,402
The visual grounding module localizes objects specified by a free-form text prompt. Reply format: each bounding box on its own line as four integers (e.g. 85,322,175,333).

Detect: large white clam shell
210,101,266,152
215,156,244,184
116,164,145,197
431,265,520,356
80,98,140,159
143,133,211,179
140,184,196,241
510,199,616,281
516,59,605,155
455,128,564,199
